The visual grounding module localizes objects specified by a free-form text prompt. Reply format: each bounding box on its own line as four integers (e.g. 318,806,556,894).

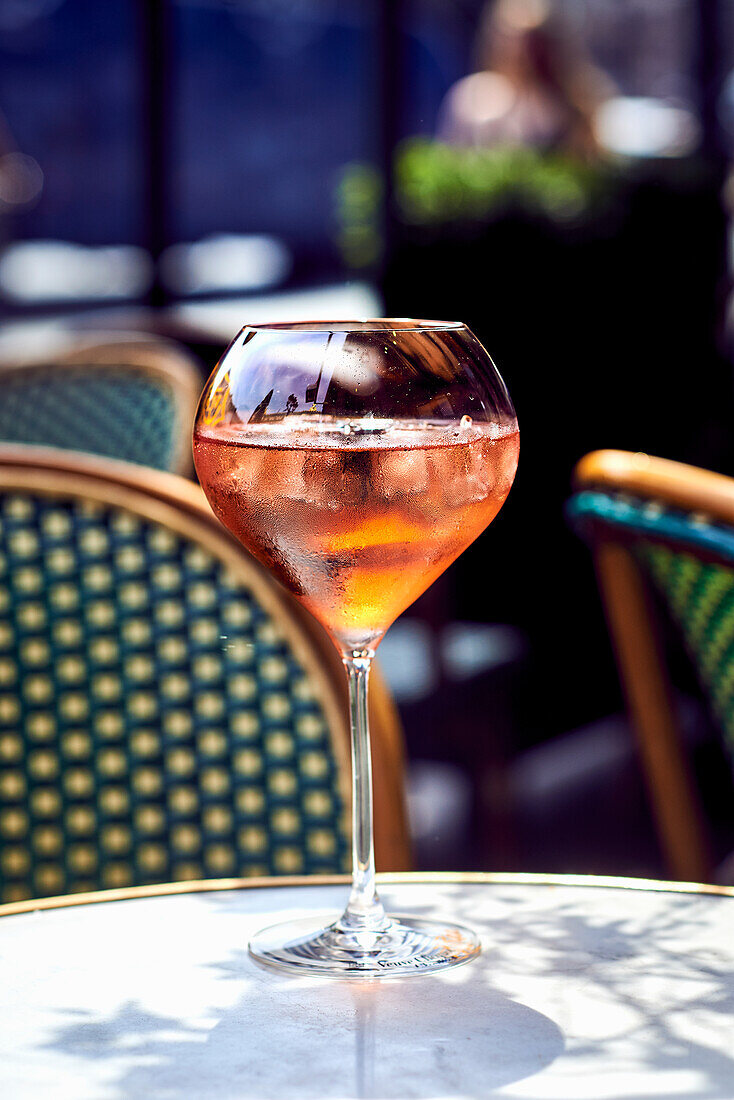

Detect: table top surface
2,873,734,1100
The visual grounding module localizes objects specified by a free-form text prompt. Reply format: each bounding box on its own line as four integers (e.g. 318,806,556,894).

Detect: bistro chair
0,335,201,475
0,447,410,904
567,449,734,883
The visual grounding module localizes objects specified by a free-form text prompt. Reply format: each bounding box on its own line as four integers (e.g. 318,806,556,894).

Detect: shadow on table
43,884,734,1099
45,955,563,1098
404,885,734,1099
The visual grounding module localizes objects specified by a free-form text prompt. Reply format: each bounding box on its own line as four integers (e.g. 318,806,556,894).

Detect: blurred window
0,0,713,315
170,0,376,288
0,0,142,253
400,0,480,138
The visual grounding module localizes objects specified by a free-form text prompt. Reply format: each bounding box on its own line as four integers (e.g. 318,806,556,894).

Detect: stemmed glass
193,320,519,977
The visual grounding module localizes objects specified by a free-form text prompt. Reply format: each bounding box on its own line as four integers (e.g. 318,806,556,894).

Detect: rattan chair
568,449,734,882
0,447,410,903
0,335,201,475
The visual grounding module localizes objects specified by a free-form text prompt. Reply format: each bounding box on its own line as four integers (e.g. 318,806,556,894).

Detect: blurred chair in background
0,335,201,475
0,448,409,903
568,449,734,884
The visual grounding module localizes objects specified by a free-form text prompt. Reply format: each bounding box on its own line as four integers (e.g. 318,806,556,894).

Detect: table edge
1,871,733,919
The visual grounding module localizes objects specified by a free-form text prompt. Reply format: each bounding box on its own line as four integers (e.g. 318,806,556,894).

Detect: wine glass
193,319,519,978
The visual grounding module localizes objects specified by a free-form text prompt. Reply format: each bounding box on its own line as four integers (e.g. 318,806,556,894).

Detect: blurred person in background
437,0,611,157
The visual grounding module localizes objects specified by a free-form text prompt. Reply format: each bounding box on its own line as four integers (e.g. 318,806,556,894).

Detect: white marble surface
1,878,734,1099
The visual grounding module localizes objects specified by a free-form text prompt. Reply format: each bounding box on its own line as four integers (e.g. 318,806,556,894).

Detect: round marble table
1,873,734,1099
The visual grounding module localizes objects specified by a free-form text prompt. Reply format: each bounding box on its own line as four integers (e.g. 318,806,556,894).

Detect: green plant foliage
396,139,610,225
335,139,615,266
334,164,383,268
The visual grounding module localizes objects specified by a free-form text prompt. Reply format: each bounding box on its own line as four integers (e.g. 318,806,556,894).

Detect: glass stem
339,649,389,933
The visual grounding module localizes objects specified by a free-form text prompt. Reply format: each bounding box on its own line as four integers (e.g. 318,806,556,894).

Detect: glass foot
249,914,481,978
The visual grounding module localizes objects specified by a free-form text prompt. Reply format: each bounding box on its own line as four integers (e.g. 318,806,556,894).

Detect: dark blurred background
2,0,734,878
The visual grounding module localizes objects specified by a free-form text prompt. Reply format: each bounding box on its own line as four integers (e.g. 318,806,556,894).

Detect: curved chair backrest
0,335,201,475
0,448,410,903
569,449,734,882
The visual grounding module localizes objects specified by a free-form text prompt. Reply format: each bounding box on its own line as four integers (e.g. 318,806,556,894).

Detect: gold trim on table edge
1,871,733,918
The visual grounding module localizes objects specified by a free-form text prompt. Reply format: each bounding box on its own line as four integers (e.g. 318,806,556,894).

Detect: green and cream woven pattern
0,368,178,470
641,544,734,758
567,488,734,762
0,492,349,903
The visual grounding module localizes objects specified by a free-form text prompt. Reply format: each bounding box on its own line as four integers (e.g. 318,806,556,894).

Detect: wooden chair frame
0,446,412,874
573,449,731,883
0,334,202,477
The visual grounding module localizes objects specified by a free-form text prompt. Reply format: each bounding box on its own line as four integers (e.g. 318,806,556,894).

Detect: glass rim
239,318,465,334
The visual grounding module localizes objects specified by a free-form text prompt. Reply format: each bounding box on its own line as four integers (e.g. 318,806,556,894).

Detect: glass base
248,914,481,978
